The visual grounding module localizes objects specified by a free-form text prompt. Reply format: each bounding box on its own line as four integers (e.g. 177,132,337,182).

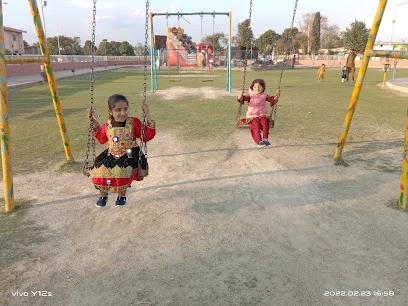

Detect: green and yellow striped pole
0,1,14,212
28,0,74,162
399,110,408,209
334,0,388,164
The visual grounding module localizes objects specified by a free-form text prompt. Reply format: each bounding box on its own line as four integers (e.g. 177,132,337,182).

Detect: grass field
5,66,408,174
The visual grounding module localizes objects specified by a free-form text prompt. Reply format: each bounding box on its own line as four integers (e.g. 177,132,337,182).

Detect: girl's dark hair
250,79,266,92
108,94,129,119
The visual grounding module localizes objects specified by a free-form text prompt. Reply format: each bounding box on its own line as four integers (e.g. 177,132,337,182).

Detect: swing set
236,0,299,129
149,11,232,92
82,0,150,179
0,0,73,212
3,1,408,212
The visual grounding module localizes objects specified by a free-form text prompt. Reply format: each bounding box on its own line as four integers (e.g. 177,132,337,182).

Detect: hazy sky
6,0,408,46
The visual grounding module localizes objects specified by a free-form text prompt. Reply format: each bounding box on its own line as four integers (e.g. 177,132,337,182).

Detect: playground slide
166,33,198,67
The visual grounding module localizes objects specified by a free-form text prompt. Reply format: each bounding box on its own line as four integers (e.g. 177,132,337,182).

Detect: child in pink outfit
237,79,280,147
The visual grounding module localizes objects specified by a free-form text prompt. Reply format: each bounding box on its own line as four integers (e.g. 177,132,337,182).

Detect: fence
6,55,151,77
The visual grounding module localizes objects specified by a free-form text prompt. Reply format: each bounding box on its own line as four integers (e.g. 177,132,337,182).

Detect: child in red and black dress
88,94,156,207
237,79,280,147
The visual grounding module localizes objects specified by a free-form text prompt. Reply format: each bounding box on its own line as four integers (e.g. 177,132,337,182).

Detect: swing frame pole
227,11,232,92
149,12,157,92
330,0,408,209
0,1,14,212
333,0,387,164
28,0,74,162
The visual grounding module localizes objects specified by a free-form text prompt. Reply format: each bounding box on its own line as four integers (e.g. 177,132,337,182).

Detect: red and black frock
88,117,156,193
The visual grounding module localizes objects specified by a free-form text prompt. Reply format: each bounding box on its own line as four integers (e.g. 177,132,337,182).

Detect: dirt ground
1,87,407,306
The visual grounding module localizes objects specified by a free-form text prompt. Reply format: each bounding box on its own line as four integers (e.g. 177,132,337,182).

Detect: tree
46,36,60,55
23,40,29,47
255,30,281,55
107,41,122,56
294,32,308,54
282,27,299,53
231,35,238,47
83,40,96,55
133,43,146,56
96,39,108,56
119,41,135,56
342,20,370,53
310,12,321,54
55,36,82,55
202,32,227,52
321,24,342,52
275,38,285,55
236,19,254,48
299,12,315,54
71,37,83,55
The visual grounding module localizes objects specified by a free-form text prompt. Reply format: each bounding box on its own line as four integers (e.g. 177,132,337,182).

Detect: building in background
4,26,27,55
24,45,41,55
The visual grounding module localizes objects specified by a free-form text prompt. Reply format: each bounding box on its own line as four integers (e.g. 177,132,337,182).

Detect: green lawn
5,66,408,174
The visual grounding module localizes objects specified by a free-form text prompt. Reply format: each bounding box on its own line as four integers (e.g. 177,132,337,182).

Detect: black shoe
96,197,108,207
115,196,126,207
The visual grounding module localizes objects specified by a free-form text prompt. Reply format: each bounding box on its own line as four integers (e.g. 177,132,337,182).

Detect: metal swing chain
212,12,216,47
237,0,253,120
139,0,149,167
177,14,181,72
271,0,299,122
83,0,97,175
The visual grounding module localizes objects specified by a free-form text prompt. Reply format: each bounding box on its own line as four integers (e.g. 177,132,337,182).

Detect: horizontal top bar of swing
152,12,230,17
367,49,408,59
5,56,47,64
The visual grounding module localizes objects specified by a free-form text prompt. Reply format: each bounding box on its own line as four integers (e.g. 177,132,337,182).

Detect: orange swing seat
236,115,275,128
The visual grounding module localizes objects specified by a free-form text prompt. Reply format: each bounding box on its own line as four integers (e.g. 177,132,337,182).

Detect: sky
6,0,408,47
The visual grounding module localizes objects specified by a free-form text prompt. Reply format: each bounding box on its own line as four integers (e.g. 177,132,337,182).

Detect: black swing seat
237,116,275,128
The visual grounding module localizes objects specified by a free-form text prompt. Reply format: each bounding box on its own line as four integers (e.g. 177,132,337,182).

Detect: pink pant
249,117,269,143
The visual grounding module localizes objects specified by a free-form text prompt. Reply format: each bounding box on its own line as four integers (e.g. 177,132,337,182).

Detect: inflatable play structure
166,26,214,67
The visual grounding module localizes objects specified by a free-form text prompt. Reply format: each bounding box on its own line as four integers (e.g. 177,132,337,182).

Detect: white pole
57,31,61,55
391,2,408,50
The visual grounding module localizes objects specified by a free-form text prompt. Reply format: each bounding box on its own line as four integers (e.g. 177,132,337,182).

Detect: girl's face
252,82,264,94
109,100,129,122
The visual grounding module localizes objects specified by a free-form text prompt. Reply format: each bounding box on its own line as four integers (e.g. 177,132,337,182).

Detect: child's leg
260,117,269,140
96,190,108,207
249,119,262,144
115,189,127,206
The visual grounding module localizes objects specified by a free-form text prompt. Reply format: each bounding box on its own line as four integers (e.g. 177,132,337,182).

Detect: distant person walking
345,49,357,82
317,64,326,82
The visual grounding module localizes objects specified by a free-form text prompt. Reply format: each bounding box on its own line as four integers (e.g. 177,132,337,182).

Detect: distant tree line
26,37,145,56
233,12,370,55
25,12,372,56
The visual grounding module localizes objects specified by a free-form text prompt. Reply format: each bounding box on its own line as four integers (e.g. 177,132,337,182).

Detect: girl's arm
237,93,250,104
88,108,108,144
134,117,156,142
267,89,280,107
94,123,108,144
